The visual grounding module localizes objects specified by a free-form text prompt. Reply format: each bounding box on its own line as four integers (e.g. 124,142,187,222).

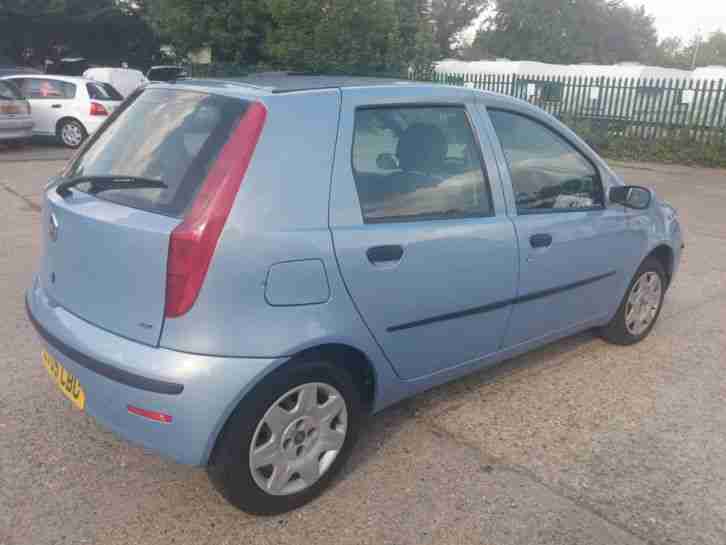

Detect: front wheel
57,119,86,149
208,360,361,515
599,257,666,345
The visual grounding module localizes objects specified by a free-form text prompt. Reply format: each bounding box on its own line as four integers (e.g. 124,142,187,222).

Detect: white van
83,67,148,98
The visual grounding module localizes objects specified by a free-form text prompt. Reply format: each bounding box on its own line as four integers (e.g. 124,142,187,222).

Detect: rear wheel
208,360,361,515
599,257,666,345
58,119,86,148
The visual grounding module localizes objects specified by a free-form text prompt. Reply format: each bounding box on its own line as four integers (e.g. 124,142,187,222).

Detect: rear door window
0,80,22,100
21,78,76,99
86,82,123,101
352,106,492,223
64,88,249,217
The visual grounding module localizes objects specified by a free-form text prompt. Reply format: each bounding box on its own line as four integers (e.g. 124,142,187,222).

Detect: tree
470,0,660,65
430,0,488,57
0,0,159,68
265,0,404,74
396,0,439,76
653,31,726,69
653,36,693,69
154,0,271,64
689,30,726,67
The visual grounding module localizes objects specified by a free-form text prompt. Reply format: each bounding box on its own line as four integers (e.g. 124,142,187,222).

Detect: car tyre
599,256,666,345
208,359,361,515
57,119,86,149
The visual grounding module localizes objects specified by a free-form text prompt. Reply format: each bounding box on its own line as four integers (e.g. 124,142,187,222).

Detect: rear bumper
82,116,106,136
0,117,34,140
26,280,279,465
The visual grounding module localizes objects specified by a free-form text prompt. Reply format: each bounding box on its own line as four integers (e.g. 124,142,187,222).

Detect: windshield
86,82,123,101
64,88,249,216
0,80,22,100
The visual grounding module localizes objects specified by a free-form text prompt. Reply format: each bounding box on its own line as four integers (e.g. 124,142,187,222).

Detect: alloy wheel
249,382,348,496
625,271,663,336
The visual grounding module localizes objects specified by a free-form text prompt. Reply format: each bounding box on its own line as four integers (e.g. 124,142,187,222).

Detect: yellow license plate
42,351,85,410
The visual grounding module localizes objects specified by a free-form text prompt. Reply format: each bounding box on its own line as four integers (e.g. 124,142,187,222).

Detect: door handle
367,245,404,264
530,233,553,248
51,104,62,109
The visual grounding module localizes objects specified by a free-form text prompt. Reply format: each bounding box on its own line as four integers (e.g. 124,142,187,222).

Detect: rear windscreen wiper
56,176,168,198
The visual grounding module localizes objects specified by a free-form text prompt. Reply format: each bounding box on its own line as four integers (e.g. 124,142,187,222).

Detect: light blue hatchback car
27,74,683,514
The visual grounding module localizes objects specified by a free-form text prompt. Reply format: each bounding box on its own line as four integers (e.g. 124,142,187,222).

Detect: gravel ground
1,145,725,545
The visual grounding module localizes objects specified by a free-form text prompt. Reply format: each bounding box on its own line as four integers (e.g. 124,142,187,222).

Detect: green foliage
563,116,726,168
471,0,658,64
262,0,439,76
397,0,439,77
155,0,271,64
265,0,400,74
430,0,488,57
655,31,726,69
0,0,159,69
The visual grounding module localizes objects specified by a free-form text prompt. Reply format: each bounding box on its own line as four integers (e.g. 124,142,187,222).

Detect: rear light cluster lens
90,102,108,116
0,102,21,114
164,101,267,318
127,405,173,424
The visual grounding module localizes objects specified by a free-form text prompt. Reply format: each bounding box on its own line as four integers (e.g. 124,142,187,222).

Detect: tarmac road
1,145,725,545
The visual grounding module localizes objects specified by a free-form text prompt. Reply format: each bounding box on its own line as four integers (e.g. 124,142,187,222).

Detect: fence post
685,79,701,131
651,77,666,140
714,79,726,145
667,78,682,129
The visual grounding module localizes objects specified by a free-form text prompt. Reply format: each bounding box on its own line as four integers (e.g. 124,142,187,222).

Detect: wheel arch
205,342,378,466
286,343,377,413
55,116,86,137
647,244,674,287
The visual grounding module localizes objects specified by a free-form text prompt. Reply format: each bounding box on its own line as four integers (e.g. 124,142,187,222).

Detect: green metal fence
425,72,726,144
183,64,726,161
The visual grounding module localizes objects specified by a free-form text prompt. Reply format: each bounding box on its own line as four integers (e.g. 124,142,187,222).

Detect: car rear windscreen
86,82,123,101
64,88,249,217
0,80,22,100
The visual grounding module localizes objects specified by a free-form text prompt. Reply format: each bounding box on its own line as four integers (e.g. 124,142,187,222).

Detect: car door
483,106,632,347
14,77,76,135
330,89,518,381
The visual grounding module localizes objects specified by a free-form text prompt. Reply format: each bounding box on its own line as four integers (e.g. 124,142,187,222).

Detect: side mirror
609,185,652,210
376,153,398,171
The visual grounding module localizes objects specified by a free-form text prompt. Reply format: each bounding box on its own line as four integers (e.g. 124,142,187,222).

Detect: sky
638,0,726,42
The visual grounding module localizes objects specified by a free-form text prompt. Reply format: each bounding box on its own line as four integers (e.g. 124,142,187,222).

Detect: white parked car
0,79,34,147
83,67,148,98
0,75,123,148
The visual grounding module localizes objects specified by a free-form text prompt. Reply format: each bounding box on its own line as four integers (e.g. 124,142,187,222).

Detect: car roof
1,74,90,84
207,72,412,94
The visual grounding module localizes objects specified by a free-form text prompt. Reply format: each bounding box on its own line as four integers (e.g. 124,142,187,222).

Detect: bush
563,116,726,168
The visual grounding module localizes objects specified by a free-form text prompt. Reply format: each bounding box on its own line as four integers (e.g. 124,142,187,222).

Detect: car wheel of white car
58,119,86,149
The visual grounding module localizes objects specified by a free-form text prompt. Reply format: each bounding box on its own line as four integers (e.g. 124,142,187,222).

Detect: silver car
0,79,33,147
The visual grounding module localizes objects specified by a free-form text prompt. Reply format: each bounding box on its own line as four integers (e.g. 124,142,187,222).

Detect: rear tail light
90,102,108,116
164,101,267,318
0,102,21,114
